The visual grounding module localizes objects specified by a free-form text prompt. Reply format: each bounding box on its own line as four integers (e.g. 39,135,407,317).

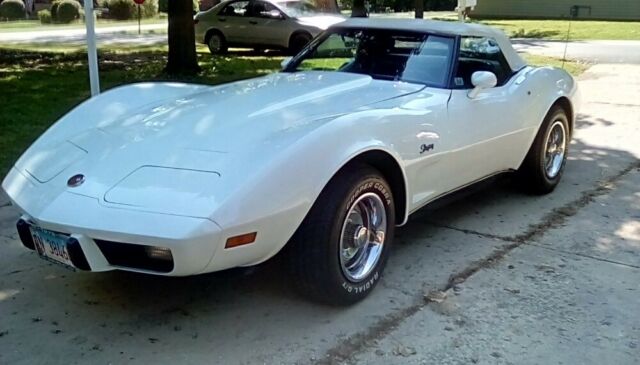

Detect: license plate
30,226,76,270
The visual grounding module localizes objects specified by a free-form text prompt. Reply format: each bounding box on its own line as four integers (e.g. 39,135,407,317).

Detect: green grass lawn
406,12,640,40
481,19,640,41
0,49,586,175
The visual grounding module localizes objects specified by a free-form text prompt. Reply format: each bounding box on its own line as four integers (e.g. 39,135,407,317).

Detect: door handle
218,18,226,22
249,20,258,24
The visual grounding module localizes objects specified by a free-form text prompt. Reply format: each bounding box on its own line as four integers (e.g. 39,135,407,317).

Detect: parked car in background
194,0,344,54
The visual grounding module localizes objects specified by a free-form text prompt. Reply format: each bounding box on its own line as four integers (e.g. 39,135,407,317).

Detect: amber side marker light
225,232,257,249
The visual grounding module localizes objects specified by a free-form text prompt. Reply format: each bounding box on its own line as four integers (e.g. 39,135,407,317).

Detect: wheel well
553,97,574,136
289,30,312,47
343,150,407,225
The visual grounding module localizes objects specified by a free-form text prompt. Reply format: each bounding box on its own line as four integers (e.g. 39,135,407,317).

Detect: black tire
517,106,570,194
288,32,311,55
285,164,395,305
206,30,228,55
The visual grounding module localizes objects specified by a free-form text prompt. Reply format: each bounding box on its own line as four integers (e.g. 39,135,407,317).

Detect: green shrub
106,0,158,20
0,0,26,20
50,0,63,19
159,0,199,13
105,0,132,20
141,0,158,17
56,0,81,23
37,8,52,23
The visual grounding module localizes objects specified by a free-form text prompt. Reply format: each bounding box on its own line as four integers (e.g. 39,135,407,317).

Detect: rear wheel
286,164,395,305
517,106,570,194
207,31,228,55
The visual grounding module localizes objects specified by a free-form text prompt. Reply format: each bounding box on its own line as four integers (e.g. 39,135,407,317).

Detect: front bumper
4,167,224,276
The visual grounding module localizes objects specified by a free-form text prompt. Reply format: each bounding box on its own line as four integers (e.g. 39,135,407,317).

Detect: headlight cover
104,166,221,218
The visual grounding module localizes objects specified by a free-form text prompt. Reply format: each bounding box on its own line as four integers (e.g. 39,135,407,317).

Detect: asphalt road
512,39,640,64
1,23,640,64
0,64,638,364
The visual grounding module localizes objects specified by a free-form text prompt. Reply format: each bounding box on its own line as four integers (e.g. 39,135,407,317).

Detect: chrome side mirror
280,56,292,69
468,71,497,98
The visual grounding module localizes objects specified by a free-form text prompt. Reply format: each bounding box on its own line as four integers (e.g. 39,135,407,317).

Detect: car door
444,36,531,188
215,0,251,44
245,0,289,47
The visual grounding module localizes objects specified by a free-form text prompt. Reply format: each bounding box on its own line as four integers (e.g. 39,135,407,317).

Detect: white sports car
2,19,579,305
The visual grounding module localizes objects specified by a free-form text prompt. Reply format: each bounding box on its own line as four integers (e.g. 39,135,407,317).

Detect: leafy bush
105,0,132,20
50,0,63,19
38,9,52,23
56,0,81,23
159,0,199,13
106,0,158,20
0,0,26,20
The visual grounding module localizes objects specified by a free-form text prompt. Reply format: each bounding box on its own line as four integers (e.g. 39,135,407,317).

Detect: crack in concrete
524,242,640,270
309,160,640,365
425,222,516,244
589,101,640,108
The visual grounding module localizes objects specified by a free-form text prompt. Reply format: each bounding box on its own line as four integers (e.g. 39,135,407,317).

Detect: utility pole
83,0,100,96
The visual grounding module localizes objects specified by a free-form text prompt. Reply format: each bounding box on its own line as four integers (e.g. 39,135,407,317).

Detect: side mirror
280,56,292,69
468,71,497,98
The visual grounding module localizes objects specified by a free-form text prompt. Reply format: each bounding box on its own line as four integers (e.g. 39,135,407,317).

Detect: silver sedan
194,0,344,54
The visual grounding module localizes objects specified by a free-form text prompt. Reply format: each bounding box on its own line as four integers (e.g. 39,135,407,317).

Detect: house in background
470,0,640,20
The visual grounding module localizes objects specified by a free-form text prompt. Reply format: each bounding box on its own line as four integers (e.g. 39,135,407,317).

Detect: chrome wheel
339,192,387,282
543,120,567,179
208,34,222,53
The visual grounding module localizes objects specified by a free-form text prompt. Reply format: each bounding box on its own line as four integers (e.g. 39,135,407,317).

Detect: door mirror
281,56,292,69
468,71,497,98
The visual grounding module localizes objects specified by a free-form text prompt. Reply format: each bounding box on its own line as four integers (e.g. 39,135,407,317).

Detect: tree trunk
166,0,201,75
351,0,367,17
415,0,424,18
315,0,340,13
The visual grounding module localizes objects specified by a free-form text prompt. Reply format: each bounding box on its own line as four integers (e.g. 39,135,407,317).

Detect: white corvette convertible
2,19,578,304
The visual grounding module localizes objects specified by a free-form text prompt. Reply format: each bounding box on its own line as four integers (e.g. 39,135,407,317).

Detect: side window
297,33,357,71
220,0,250,16
454,37,513,88
250,1,281,18
400,35,454,87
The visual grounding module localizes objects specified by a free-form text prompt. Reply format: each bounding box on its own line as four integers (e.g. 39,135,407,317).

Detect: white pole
83,0,100,96
457,0,466,21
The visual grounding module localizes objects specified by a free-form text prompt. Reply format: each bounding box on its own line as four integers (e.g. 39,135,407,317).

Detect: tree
165,0,200,75
351,0,367,17
415,0,424,18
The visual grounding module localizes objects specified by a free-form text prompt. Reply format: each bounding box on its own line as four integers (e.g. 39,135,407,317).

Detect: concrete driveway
0,64,639,364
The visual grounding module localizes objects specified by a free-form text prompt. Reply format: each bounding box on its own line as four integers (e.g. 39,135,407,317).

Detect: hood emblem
67,174,85,187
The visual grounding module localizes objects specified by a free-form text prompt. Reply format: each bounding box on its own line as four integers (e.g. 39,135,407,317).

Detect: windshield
276,0,321,17
286,28,455,87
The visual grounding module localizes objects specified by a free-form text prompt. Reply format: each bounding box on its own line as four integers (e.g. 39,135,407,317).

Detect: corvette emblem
67,174,85,187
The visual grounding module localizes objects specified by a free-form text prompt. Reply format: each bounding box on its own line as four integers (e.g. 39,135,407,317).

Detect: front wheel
207,31,228,55
285,164,395,305
517,106,570,194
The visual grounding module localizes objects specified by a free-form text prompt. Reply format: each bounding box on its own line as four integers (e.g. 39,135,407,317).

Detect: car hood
14,72,423,203
295,15,345,29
